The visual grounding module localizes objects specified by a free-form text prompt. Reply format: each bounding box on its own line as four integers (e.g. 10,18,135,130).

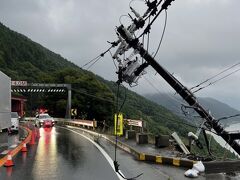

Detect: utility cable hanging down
113,83,143,180
153,9,167,58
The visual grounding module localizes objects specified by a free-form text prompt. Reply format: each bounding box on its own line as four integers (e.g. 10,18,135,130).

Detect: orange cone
4,154,14,167
29,131,35,145
21,143,28,152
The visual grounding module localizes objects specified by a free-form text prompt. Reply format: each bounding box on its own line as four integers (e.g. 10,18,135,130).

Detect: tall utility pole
66,84,72,119
116,25,240,155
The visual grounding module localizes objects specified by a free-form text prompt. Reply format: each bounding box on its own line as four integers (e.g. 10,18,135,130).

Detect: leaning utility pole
116,24,240,155
109,0,240,155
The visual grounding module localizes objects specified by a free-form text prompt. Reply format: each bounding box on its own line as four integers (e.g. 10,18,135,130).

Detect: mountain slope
0,22,79,81
0,22,115,120
145,93,240,125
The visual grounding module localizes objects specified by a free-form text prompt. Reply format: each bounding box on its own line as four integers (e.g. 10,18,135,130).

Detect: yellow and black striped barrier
138,153,196,168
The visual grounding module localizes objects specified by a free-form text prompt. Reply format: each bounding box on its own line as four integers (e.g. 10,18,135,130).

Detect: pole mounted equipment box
0,71,11,131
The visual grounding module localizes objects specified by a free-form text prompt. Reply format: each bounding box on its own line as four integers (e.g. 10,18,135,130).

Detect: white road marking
59,126,125,180
1,150,9,155
9,144,18,148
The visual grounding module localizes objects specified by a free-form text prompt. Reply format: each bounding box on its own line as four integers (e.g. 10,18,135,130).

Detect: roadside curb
60,122,196,168
0,126,32,167
103,134,196,168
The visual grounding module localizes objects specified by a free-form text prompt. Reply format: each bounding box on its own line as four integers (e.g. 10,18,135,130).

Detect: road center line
59,126,125,180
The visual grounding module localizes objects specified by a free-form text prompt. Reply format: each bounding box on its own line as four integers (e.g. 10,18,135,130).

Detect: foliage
0,22,114,122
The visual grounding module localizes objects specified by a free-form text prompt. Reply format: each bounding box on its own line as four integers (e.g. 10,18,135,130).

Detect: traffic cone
21,143,28,152
29,131,35,145
4,154,14,167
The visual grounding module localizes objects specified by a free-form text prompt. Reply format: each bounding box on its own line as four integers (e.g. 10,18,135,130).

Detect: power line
119,15,132,25
193,67,240,93
86,57,101,70
81,55,101,69
71,88,114,104
142,76,201,129
129,0,146,8
109,50,118,70
113,83,143,180
217,113,240,122
142,75,187,114
81,46,115,70
153,10,167,58
191,62,240,90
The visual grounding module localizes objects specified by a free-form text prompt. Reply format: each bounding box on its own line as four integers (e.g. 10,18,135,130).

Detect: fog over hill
144,93,240,125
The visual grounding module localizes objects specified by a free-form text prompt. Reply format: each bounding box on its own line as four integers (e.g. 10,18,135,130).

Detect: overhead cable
153,10,167,58
193,67,240,93
191,62,240,90
81,46,116,70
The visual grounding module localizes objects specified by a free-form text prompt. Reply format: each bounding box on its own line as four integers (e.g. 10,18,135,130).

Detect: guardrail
56,119,97,129
24,117,97,129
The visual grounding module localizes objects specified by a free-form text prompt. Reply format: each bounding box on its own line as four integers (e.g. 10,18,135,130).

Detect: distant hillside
0,22,115,121
145,93,240,125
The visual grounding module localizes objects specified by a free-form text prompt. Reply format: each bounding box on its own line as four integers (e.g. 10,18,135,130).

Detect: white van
10,112,19,133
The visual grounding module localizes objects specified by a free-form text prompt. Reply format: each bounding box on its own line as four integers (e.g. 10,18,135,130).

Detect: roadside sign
114,113,123,136
71,109,77,116
125,119,143,127
11,81,27,86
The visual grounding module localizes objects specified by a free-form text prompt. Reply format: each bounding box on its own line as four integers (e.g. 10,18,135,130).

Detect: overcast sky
1,0,240,109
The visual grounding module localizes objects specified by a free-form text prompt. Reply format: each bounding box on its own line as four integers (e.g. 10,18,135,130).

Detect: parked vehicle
0,71,11,132
35,113,55,127
10,112,19,133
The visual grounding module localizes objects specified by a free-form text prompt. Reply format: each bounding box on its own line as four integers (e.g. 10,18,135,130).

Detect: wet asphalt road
0,126,119,180
0,125,239,180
